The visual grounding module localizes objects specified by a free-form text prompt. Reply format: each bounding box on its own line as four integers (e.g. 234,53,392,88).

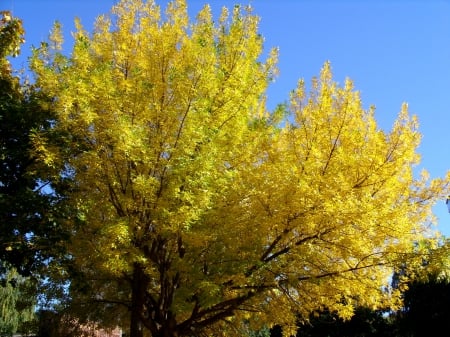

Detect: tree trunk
155,312,179,337
129,263,147,337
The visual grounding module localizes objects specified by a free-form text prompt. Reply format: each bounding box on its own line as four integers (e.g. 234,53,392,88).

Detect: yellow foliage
30,1,450,336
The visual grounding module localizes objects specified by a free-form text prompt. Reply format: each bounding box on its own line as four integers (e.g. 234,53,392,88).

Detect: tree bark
129,263,147,337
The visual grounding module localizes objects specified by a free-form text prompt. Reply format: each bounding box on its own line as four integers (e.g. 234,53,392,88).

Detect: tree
293,307,396,337
385,239,450,337
394,275,450,337
271,241,450,337
30,0,450,336
0,263,37,336
0,10,66,278
0,12,71,332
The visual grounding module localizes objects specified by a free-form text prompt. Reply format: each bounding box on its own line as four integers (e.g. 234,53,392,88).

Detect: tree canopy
0,13,72,337
0,263,37,336
0,10,67,279
29,0,450,336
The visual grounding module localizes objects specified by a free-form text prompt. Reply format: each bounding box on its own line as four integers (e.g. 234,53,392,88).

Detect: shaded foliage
0,13,73,336
0,263,38,336
294,307,396,337
267,270,450,337
0,11,67,279
268,308,395,337
396,274,450,337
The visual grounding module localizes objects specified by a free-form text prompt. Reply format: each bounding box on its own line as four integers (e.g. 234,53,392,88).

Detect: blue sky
6,0,450,235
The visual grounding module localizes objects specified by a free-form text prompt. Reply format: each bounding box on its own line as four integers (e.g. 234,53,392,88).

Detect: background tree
394,274,450,337
267,307,398,337
30,0,450,336
0,10,66,278
285,240,450,337
0,12,72,336
387,238,450,337
0,262,38,336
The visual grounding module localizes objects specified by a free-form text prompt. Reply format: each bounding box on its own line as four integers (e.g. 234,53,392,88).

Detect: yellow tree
30,0,450,336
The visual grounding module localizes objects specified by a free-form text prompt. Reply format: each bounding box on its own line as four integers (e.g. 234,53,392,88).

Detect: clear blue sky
6,0,450,235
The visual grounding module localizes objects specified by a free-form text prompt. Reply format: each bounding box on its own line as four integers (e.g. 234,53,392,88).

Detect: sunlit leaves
0,11,25,72
29,1,450,336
